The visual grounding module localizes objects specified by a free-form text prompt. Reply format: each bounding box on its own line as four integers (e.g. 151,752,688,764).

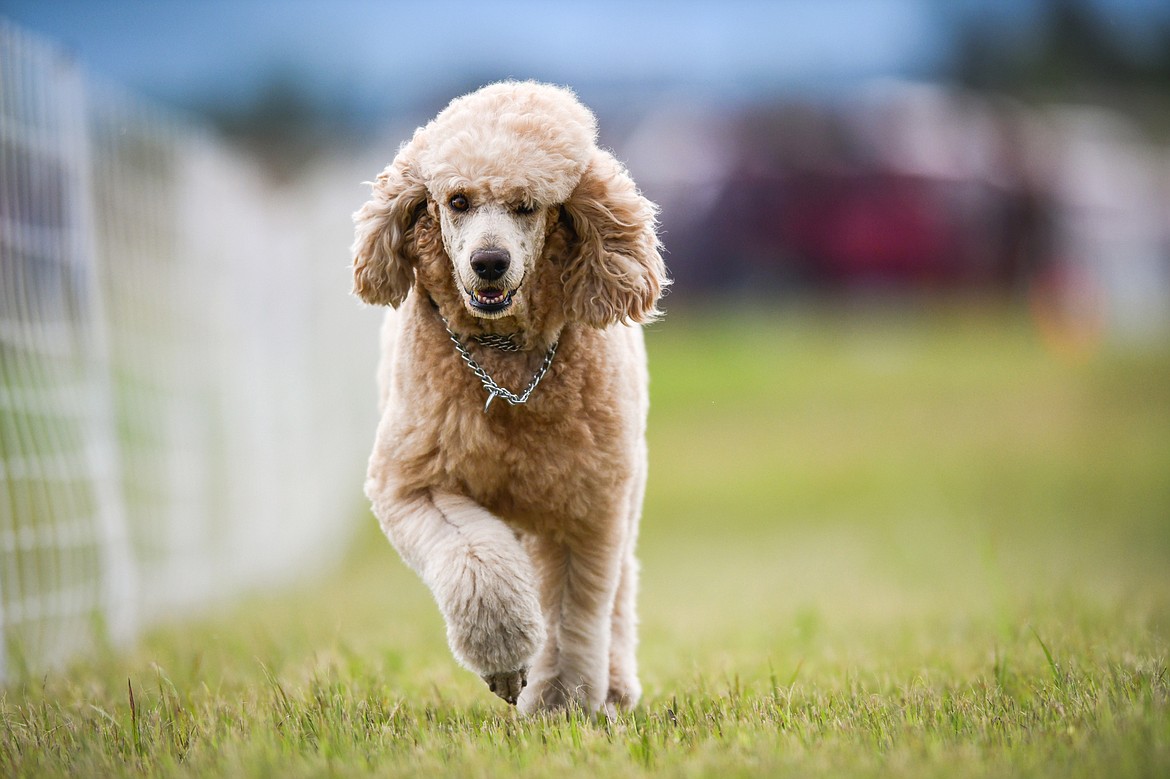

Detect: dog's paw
517,674,569,714
445,603,545,684
517,674,602,715
482,668,528,705
438,567,545,679
606,675,642,711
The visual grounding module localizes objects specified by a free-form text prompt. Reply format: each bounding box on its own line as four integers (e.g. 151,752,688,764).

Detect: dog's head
352,81,668,333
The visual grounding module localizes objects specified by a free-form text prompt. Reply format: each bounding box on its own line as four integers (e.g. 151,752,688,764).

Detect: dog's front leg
519,521,624,715
368,481,545,704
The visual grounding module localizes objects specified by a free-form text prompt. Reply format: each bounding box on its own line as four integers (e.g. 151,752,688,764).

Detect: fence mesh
0,20,380,678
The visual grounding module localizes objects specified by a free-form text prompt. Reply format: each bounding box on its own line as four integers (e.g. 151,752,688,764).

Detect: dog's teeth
467,288,514,311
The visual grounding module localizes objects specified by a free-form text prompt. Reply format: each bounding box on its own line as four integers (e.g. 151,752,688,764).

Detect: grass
2,301,1168,777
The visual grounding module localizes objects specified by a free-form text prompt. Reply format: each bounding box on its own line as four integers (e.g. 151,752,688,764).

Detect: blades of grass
1030,626,1062,685
259,661,295,734
88,702,123,746
787,658,805,690
127,678,142,756
994,645,1010,689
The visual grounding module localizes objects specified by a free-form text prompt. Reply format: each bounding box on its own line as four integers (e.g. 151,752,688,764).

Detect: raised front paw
436,556,546,680
444,600,545,685
482,668,528,705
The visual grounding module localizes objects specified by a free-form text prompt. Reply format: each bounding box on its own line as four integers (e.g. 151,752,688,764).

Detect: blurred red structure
624,83,1168,340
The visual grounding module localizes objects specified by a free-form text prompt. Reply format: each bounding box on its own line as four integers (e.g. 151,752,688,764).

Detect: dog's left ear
559,150,669,327
351,148,428,307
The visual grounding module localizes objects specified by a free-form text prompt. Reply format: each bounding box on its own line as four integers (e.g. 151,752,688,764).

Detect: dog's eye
449,194,470,212
515,202,536,216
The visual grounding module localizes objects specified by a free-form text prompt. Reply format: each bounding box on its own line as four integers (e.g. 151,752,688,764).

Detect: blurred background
1,0,1168,680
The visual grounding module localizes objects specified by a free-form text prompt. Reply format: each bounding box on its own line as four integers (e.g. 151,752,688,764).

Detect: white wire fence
0,21,380,679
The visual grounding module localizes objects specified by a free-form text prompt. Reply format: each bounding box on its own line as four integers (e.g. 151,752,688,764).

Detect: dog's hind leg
368,484,545,704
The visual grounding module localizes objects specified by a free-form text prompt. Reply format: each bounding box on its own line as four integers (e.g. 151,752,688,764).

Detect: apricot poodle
351,81,667,715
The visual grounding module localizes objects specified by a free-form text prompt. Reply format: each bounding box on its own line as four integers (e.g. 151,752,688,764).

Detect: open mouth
467,287,515,313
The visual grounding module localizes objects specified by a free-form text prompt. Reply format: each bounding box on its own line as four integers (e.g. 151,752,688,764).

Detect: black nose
470,248,510,282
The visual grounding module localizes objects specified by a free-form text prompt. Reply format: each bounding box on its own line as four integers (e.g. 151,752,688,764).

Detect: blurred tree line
953,0,1170,135
956,0,1170,90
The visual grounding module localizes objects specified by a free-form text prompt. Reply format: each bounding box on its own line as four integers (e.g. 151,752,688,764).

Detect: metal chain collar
439,316,559,413
471,333,522,352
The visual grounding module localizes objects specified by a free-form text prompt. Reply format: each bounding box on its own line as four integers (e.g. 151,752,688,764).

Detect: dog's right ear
351,151,428,307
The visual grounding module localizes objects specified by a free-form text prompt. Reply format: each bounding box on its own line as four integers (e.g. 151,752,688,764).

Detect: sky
3,0,1168,121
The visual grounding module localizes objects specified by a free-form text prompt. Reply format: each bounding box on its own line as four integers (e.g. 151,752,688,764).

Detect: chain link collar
471,333,522,351
438,315,558,413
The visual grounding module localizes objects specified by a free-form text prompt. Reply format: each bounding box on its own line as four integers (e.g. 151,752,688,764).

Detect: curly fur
352,81,667,715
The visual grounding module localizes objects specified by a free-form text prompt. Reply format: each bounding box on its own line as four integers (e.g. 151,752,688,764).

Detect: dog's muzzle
466,248,516,313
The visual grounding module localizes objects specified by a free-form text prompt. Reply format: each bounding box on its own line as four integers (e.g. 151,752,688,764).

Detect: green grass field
3,302,1168,777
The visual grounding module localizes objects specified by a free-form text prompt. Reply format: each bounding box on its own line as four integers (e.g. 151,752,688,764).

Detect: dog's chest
438,398,625,530
392,316,641,531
